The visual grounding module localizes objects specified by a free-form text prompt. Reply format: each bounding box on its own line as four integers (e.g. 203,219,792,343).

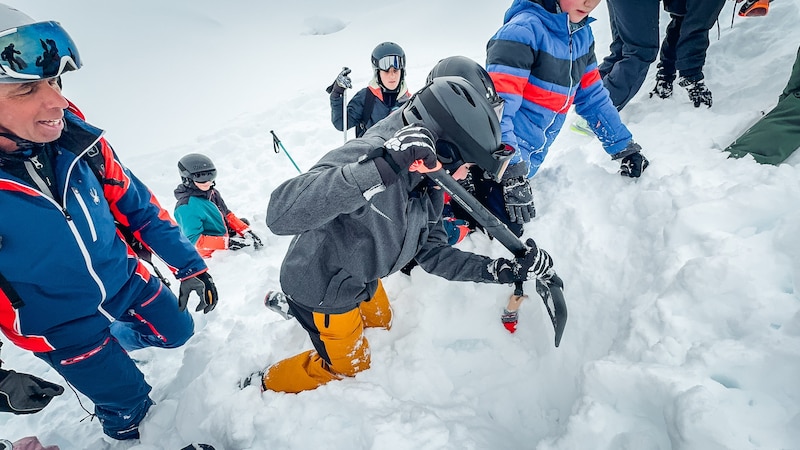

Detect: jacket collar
57,109,105,158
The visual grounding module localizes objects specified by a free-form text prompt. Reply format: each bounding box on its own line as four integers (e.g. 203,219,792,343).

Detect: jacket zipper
72,186,98,241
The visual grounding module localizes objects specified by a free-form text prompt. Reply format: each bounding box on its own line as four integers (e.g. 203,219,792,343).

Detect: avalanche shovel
425,168,567,347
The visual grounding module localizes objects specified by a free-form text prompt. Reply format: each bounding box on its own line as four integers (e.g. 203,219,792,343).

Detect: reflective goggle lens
492,97,505,122
0,21,82,81
192,170,216,183
377,55,404,71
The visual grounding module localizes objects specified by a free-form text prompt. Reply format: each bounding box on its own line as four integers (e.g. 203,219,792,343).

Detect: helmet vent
408,106,423,121
448,81,477,107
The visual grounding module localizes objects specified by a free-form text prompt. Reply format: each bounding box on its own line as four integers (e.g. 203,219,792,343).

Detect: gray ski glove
375,124,439,185
327,67,352,96
0,369,64,415
502,175,535,224
178,272,218,314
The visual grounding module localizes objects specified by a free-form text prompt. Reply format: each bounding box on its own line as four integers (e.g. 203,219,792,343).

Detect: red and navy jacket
486,0,633,177
0,102,206,352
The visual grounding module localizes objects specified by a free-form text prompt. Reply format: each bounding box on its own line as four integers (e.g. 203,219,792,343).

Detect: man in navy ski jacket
0,4,219,440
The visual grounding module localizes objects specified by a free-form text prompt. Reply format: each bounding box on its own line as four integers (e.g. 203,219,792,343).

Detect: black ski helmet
426,56,502,109
178,153,216,184
402,76,511,181
371,42,405,85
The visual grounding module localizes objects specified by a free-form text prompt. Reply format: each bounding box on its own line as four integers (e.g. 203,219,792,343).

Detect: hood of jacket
174,182,212,207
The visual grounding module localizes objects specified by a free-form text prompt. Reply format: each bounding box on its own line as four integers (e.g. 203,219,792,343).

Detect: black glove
620,152,649,178
615,141,649,178
375,125,438,185
326,67,352,96
247,231,264,250
178,272,218,314
0,369,64,415
228,236,250,251
488,257,519,284
515,238,554,281
502,176,535,224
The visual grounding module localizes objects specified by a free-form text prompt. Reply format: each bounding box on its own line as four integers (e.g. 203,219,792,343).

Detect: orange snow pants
263,280,392,393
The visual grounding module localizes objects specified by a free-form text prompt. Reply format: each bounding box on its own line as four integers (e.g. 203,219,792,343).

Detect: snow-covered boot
678,76,712,108
238,369,267,391
264,291,294,319
650,70,675,99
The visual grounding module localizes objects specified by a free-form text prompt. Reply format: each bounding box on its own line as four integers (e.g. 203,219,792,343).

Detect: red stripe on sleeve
581,68,601,90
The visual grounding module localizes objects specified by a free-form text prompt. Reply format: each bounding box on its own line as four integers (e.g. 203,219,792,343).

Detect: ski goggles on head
376,55,404,71
0,21,82,82
191,170,217,183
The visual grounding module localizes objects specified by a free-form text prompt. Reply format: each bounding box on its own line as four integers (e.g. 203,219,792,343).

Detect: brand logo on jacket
89,188,100,205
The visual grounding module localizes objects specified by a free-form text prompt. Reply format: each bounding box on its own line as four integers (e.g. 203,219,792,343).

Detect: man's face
0,78,69,151
559,0,601,23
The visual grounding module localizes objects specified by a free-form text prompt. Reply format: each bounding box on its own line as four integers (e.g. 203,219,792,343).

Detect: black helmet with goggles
402,76,511,181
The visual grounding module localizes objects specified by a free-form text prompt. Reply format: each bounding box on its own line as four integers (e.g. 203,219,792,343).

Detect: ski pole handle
270,130,302,174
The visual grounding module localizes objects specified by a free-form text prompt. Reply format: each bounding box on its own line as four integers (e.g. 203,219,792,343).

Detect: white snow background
2,1,800,449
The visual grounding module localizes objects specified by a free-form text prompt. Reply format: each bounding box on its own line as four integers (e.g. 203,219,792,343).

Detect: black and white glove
489,238,553,283
228,236,250,251
326,67,352,96
178,272,219,314
247,231,264,250
615,142,649,178
0,369,64,415
375,125,439,185
502,175,535,224
515,238,554,281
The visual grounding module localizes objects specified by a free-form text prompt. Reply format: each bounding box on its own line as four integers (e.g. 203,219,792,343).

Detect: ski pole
270,130,302,174
425,167,567,347
342,77,348,144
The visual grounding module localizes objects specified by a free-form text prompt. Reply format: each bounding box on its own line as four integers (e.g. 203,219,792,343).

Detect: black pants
658,0,726,80
598,0,661,110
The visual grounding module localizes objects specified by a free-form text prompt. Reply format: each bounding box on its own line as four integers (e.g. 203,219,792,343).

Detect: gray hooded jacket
267,112,505,314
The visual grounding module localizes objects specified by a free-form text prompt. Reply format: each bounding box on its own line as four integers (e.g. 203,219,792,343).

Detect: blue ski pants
35,276,194,440
658,0,726,80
